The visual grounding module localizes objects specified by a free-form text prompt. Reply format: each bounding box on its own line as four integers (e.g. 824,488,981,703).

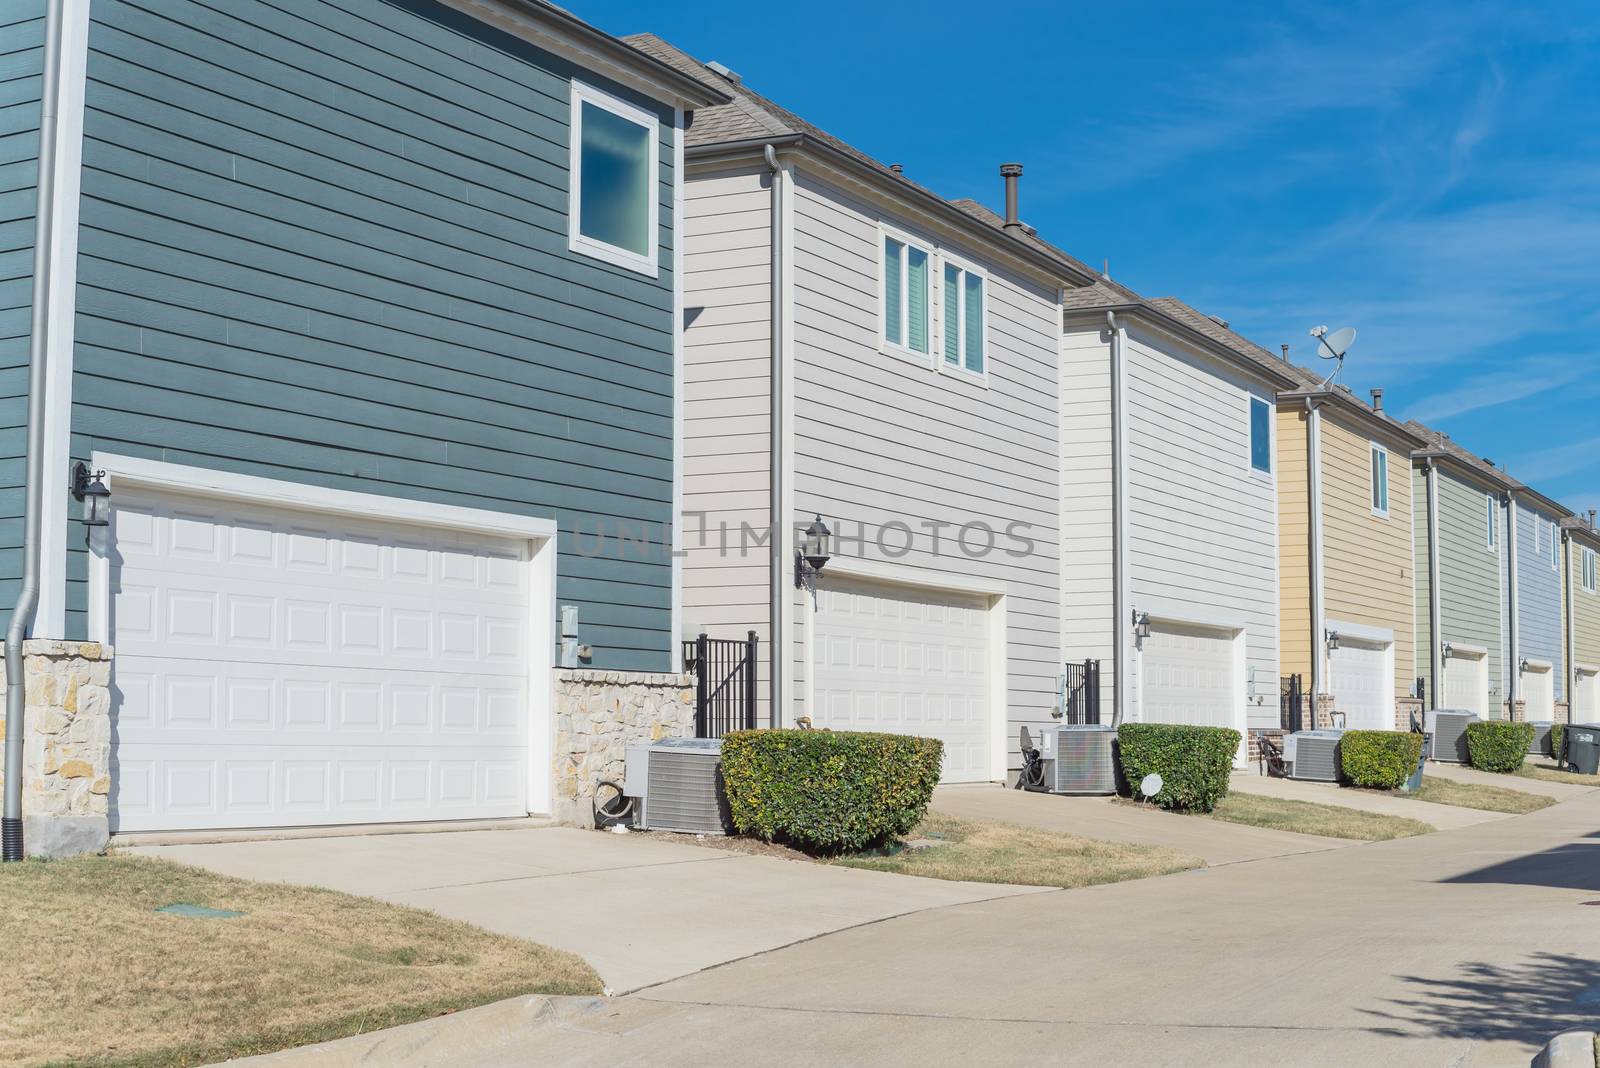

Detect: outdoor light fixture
1441,641,1453,660
71,462,110,529
794,515,832,606
1132,609,1151,645
1325,629,1341,652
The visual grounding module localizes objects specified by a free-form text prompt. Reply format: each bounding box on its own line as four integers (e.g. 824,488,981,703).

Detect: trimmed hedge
718,729,943,854
1117,724,1240,812
1551,723,1565,761
1466,721,1536,773
1340,730,1425,790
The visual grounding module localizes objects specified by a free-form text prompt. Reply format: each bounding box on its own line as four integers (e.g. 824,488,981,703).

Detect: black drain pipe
5,0,68,861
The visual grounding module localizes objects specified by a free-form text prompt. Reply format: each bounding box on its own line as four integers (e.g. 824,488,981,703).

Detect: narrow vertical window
1552,521,1560,569
1370,444,1389,515
1249,398,1271,473
1487,494,1497,549
568,81,659,275
884,237,904,347
941,259,986,376
882,233,930,357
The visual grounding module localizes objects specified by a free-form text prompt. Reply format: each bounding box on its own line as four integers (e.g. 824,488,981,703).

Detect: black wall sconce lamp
71,462,111,530
795,515,832,607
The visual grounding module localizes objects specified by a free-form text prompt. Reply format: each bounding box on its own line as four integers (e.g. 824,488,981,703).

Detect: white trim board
820,554,1008,597
1325,619,1395,645
669,104,685,673
566,79,661,277
85,454,560,815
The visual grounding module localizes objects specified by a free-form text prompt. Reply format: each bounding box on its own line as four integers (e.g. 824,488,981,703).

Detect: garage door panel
1328,637,1391,731
110,491,532,832
812,577,989,784
1140,622,1236,729
1444,652,1488,715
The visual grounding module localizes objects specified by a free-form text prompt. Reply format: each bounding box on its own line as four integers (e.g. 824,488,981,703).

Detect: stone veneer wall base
0,640,115,858
552,669,695,827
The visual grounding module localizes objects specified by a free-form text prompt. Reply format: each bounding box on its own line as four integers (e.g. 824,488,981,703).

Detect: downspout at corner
1426,459,1443,709
1506,493,1520,718
1564,528,1575,720
763,144,784,727
1107,310,1129,727
1305,397,1326,708
5,0,68,862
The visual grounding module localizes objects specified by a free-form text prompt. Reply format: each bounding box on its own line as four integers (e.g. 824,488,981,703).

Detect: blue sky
593,0,1600,514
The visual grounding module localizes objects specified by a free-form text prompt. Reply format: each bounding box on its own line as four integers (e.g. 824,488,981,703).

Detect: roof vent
1000,162,1023,230
1207,314,1229,329
705,60,741,84
889,163,903,174
1370,388,1384,411
1280,344,1290,361
1590,509,1596,528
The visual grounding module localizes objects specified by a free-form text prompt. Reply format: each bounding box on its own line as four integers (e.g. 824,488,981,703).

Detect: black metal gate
682,630,759,738
1060,659,1101,725
1280,674,1305,733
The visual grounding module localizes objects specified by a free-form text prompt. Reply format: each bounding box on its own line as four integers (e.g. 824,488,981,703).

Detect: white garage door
1139,621,1237,729
1575,667,1600,720
1328,637,1392,731
1522,664,1554,720
1443,649,1489,716
811,577,990,783
109,491,532,832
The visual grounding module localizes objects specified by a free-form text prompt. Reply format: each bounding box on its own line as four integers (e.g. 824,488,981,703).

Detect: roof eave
1065,304,1303,389
1413,449,1520,492
1278,389,1429,449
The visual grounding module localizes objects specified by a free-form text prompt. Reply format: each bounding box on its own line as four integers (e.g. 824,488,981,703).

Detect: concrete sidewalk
1425,758,1600,800
127,826,1045,992
933,783,1349,865
1225,769,1504,829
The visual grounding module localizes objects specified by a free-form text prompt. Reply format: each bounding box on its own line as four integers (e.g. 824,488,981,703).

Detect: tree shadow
1364,951,1600,1043
1441,833,1600,892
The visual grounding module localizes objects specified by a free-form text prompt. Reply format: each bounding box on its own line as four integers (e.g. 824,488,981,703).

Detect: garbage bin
1565,724,1600,776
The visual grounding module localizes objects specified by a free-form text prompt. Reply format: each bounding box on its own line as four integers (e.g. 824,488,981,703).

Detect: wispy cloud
1410,357,1588,421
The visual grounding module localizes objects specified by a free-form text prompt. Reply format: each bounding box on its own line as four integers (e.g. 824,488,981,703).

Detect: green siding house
2,0,724,855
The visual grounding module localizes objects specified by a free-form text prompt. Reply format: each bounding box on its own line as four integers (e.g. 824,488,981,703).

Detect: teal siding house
3,0,723,854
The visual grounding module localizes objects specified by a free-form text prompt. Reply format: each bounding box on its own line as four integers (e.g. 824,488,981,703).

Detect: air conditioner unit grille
1425,711,1478,764
1526,721,1554,757
1045,725,1117,795
1285,730,1344,782
641,742,732,835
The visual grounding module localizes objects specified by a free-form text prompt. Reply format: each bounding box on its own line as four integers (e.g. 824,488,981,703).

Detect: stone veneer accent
0,640,114,858
552,668,695,826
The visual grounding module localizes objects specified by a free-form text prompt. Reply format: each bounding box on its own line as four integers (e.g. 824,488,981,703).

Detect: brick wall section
1395,697,1424,732
552,669,695,826
0,640,114,857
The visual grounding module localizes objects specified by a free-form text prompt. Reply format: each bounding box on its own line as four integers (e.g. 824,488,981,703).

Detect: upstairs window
1486,494,1497,550
882,235,931,358
1585,547,1597,592
1370,444,1389,516
942,261,986,376
569,81,658,275
1552,521,1560,570
1249,398,1271,473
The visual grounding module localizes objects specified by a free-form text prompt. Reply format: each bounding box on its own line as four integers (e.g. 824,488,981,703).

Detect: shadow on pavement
1365,952,1600,1043
1441,833,1600,892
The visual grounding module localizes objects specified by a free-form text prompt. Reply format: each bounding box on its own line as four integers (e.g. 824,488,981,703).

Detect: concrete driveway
127,826,1045,992
224,786,1600,1067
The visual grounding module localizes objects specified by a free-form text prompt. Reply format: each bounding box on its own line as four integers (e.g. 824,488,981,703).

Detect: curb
1530,1029,1596,1068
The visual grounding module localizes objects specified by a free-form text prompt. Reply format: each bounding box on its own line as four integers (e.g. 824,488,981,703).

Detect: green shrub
1117,724,1240,812
718,729,943,854
1466,721,1536,773
1340,730,1424,789
1550,723,1565,761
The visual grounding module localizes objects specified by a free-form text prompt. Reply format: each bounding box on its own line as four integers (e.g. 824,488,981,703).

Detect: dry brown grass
1518,761,1600,788
0,855,600,1068
1204,792,1433,841
830,811,1201,888
1412,775,1555,814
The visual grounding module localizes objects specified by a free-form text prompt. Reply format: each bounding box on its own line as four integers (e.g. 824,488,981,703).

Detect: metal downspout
1426,460,1443,708
1305,398,1325,708
763,144,784,728
5,0,67,861
1564,530,1576,718
1507,494,1520,718
1107,311,1128,727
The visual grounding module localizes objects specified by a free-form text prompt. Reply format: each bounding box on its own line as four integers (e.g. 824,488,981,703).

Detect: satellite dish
1140,772,1164,799
1308,324,1356,387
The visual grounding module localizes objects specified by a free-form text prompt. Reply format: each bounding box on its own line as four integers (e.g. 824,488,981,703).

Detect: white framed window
1486,494,1497,550
1369,443,1389,516
1584,547,1597,593
568,80,659,276
881,228,933,362
1249,397,1271,474
1552,521,1560,570
940,256,987,379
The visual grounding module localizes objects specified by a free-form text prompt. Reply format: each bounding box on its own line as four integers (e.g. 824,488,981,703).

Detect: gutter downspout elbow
1304,397,1325,710
1107,311,1128,728
764,144,784,728
6,0,67,861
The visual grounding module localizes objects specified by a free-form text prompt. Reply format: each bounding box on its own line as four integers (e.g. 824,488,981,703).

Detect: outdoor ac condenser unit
1284,730,1346,782
1526,721,1554,757
1424,710,1478,764
1039,725,1118,795
624,738,732,835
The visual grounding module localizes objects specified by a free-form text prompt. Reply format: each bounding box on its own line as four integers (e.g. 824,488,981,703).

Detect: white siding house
1061,287,1300,761
630,34,1099,781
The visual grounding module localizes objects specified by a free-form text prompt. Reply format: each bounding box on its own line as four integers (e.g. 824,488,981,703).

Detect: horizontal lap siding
1124,329,1279,729
1277,406,1311,684
790,170,1061,768
681,165,772,722
1437,469,1505,702
1060,328,1114,713
1571,540,1600,670
71,0,677,667
1319,416,1415,699
0,0,44,628
1515,501,1563,697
